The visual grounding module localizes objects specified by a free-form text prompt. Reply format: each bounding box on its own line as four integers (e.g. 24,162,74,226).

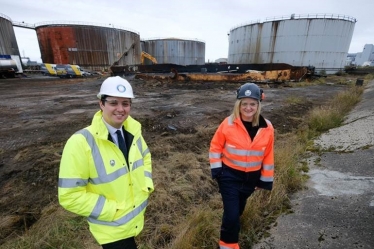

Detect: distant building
21,57,38,67
215,58,227,64
362,61,374,67
354,44,374,66
346,53,357,65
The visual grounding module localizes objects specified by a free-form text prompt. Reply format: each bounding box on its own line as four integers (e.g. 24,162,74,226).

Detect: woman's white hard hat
97,76,134,99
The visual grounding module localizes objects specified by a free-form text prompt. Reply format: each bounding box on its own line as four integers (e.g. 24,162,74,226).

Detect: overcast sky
2,0,373,63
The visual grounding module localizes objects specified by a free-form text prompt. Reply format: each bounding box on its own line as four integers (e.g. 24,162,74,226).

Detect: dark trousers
217,166,260,243
101,237,137,249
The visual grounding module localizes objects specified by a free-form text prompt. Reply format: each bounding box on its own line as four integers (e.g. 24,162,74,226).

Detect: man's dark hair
100,95,107,105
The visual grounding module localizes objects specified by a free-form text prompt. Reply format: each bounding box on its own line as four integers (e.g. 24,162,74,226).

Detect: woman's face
239,98,258,122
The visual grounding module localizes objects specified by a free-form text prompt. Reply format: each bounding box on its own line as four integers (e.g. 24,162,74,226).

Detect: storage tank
0,13,21,55
141,38,205,65
35,21,141,71
228,13,357,73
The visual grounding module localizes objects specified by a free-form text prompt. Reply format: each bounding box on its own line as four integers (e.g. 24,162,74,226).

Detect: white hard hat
97,76,134,99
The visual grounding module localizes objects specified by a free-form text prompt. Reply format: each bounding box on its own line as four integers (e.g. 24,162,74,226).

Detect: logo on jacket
245,90,252,96
110,160,115,166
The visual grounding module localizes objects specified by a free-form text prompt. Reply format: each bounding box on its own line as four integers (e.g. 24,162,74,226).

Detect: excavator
141,51,157,65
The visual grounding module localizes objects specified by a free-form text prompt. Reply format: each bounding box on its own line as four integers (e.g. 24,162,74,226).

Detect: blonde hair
231,99,262,126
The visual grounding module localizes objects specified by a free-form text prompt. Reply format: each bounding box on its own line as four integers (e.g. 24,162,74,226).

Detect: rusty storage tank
141,38,205,65
228,13,357,73
0,13,21,56
35,21,141,71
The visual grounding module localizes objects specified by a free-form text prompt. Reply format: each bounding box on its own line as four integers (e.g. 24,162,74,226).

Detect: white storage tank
141,38,205,65
228,13,357,73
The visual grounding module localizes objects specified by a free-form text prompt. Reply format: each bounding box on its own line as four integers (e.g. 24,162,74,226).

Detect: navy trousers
101,237,137,249
217,166,260,243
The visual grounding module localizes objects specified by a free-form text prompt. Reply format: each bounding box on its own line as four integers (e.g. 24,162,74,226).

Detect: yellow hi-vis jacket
209,115,274,190
58,111,154,245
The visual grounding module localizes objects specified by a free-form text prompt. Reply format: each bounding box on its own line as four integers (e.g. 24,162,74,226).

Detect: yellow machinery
141,51,157,65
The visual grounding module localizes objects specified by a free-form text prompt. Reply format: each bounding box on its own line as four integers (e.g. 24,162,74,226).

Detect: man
58,76,154,249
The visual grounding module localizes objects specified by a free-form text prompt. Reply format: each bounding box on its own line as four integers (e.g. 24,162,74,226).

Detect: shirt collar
102,117,123,137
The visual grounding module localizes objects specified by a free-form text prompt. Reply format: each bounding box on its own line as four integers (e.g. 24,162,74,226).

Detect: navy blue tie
116,130,128,160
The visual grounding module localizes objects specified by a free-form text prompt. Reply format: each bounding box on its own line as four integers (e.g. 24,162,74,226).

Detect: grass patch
0,204,100,249
285,95,304,105
364,73,374,81
307,85,363,133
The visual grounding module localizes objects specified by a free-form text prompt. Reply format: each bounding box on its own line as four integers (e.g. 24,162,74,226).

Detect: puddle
370,197,374,207
309,168,374,197
64,109,86,114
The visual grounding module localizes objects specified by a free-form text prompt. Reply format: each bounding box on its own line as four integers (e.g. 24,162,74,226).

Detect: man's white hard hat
97,76,134,99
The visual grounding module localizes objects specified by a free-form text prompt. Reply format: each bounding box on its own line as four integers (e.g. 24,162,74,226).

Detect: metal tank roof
35,21,141,70
228,13,357,73
0,13,21,56
142,37,205,65
0,13,11,22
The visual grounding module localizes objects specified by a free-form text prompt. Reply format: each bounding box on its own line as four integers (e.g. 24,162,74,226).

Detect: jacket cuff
211,168,222,179
257,180,273,190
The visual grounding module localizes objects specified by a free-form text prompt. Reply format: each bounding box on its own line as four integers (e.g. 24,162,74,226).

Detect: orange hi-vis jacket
209,115,274,190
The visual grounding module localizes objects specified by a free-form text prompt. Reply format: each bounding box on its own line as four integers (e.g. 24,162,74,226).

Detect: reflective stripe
78,129,130,184
260,175,274,182
136,137,150,158
76,129,107,177
228,115,234,125
136,138,149,157
210,161,222,169
142,148,150,157
225,145,264,156
209,152,221,159
88,199,148,226
132,158,144,171
219,242,239,249
89,167,128,184
90,195,106,219
59,178,88,188
132,138,149,170
144,171,152,178
263,164,274,171
225,156,261,168
136,138,143,155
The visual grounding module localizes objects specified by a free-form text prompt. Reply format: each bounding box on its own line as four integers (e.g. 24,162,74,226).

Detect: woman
209,82,275,249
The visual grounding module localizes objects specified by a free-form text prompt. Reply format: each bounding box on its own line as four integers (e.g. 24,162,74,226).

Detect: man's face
100,96,131,129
